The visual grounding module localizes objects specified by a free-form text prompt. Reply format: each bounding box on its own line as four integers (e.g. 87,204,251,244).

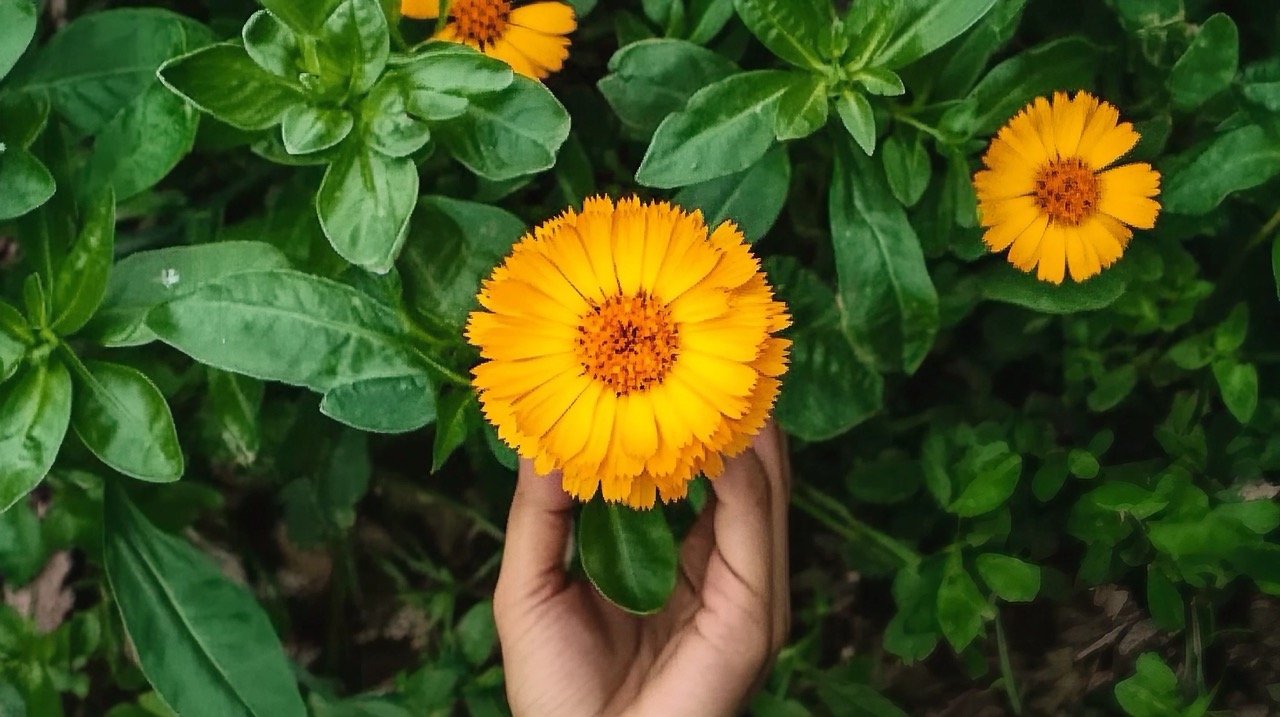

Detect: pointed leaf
579,499,678,614
0,361,72,512
68,357,183,482
316,142,418,273
50,188,115,336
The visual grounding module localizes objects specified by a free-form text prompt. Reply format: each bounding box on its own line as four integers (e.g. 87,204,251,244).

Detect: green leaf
205,369,264,466
400,195,525,332
361,81,432,158
82,81,201,201
1167,13,1238,111
103,484,307,717
686,0,735,44
243,10,301,78
0,144,54,221
0,0,37,79
49,188,115,336
0,302,28,383
773,72,829,140
1114,653,1182,717
27,8,212,135
1212,357,1258,424
321,374,436,433
1213,304,1248,353
159,43,306,131
431,389,474,472
636,70,792,188
935,552,989,651
673,144,790,243
872,0,999,70
0,498,43,585
979,263,1126,313
732,0,832,70
0,361,72,512
89,241,292,347
316,141,418,273
578,498,678,614
939,36,1098,137
974,554,1040,602
949,441,1021,517
399,42,514,96
856,68,906,96
146,269,422,392
456,601,497,667
0,92,50,149
1146,568,1184,631
1068,449,1100,479
1086,482,1167,518
881,133,930,207
257,0,343,36
435,75,570,181
884,560,942,662
834,90,876,155
66,357,182,482
1165,124,1280,215
830,139,938,373
281,104,354,155
317,0,390,96
598,39,738,135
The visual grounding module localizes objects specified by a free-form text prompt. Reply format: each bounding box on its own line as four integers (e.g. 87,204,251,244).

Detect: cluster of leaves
1,0,1279,714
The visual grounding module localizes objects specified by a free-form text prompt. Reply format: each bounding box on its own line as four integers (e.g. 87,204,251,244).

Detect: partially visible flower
401,0,575,80
466,197,790,509
973,91,1161,284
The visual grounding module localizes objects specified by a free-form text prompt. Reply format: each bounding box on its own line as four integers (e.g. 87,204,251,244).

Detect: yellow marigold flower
466,197,790,509
401,0,575,80
973,91,1162,284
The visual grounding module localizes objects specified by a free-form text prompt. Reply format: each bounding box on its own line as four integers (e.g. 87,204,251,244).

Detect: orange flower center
576,293,679,396
1033,157,1101,226
450,0,511,47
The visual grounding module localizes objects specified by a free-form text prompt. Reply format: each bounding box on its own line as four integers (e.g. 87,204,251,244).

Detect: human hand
493,422,791,717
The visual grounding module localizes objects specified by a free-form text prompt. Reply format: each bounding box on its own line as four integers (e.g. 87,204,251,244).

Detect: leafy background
1,0,1280,714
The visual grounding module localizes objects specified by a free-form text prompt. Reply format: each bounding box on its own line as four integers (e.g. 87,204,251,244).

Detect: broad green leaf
0,361,72,512
884,560,942,662
67,357,183,482
456,601,497,667
400,195,525,332
674,144,790,242
317,0,390,96
50,187,115,336
0,92,49,149
636,70,792,188
598,39,737,135
1146,568,1184,631
89,241,292,347
939,36,1098,137
830,140,938,373
773,72,829,140
881,133,930,207
26,9,212,135
1213,303,1248,353
1086,482,1167,518
281,104,354,155
974,554,1040,602
855,67,906,96
431,389,474,472
321,374,437,433
935,552,989,651
103,484,307,717
1167,13,1238,111
146,269,422,392
686,0,735,44
579,499,677,614
1212,357,1257,424
361,81,432,157
930,0,1026,100
1164,124,1280,215
0,301,28,383
159,43,306,131
82,82,200,201
205,369,263,466
949,441,1021,517
0,144,53,221
979,263,1126,313
0,500,43,585
257,0,343,36
0,0,36,79
1114,653,1182,717
1068,449,1100,479
733,0,832,70
872,0,999,70
316,141,418,273
243,10,301,78
400,42,515,96
835,90,876,155
435,76,570,181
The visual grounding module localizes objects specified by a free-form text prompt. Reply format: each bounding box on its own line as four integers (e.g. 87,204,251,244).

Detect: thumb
494,460,574,622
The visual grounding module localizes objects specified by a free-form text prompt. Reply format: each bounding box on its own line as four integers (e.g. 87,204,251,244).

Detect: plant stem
996,612,1023,715
891,112,952,145
792,483,921,569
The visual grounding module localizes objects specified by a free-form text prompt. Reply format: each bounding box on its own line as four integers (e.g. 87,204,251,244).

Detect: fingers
709,449,774,606
754,422,792,652
494,459,573,624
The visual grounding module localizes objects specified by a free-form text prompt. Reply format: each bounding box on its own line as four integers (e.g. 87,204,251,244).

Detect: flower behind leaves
973,91,1162,284
401,0,575,80
466,197,790,509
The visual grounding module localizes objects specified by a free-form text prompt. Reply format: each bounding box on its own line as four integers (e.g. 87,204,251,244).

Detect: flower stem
996,612,1023,715
792,483,921,569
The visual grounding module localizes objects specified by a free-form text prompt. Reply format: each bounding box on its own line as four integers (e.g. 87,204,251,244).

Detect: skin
493,421,791,717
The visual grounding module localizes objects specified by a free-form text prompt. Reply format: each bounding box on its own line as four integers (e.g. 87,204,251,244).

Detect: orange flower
466,197,790,508
401,0,575,80
973,91,1162,284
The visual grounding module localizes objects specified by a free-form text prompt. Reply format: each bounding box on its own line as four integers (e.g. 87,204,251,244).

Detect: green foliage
1,0,1279,714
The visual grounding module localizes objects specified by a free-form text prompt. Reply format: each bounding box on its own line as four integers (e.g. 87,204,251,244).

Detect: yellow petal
509,1,577,34
1007,214,1050,271
401,0,439,19
1035,223,1067,284
503,25,570,77
485,37,542,79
